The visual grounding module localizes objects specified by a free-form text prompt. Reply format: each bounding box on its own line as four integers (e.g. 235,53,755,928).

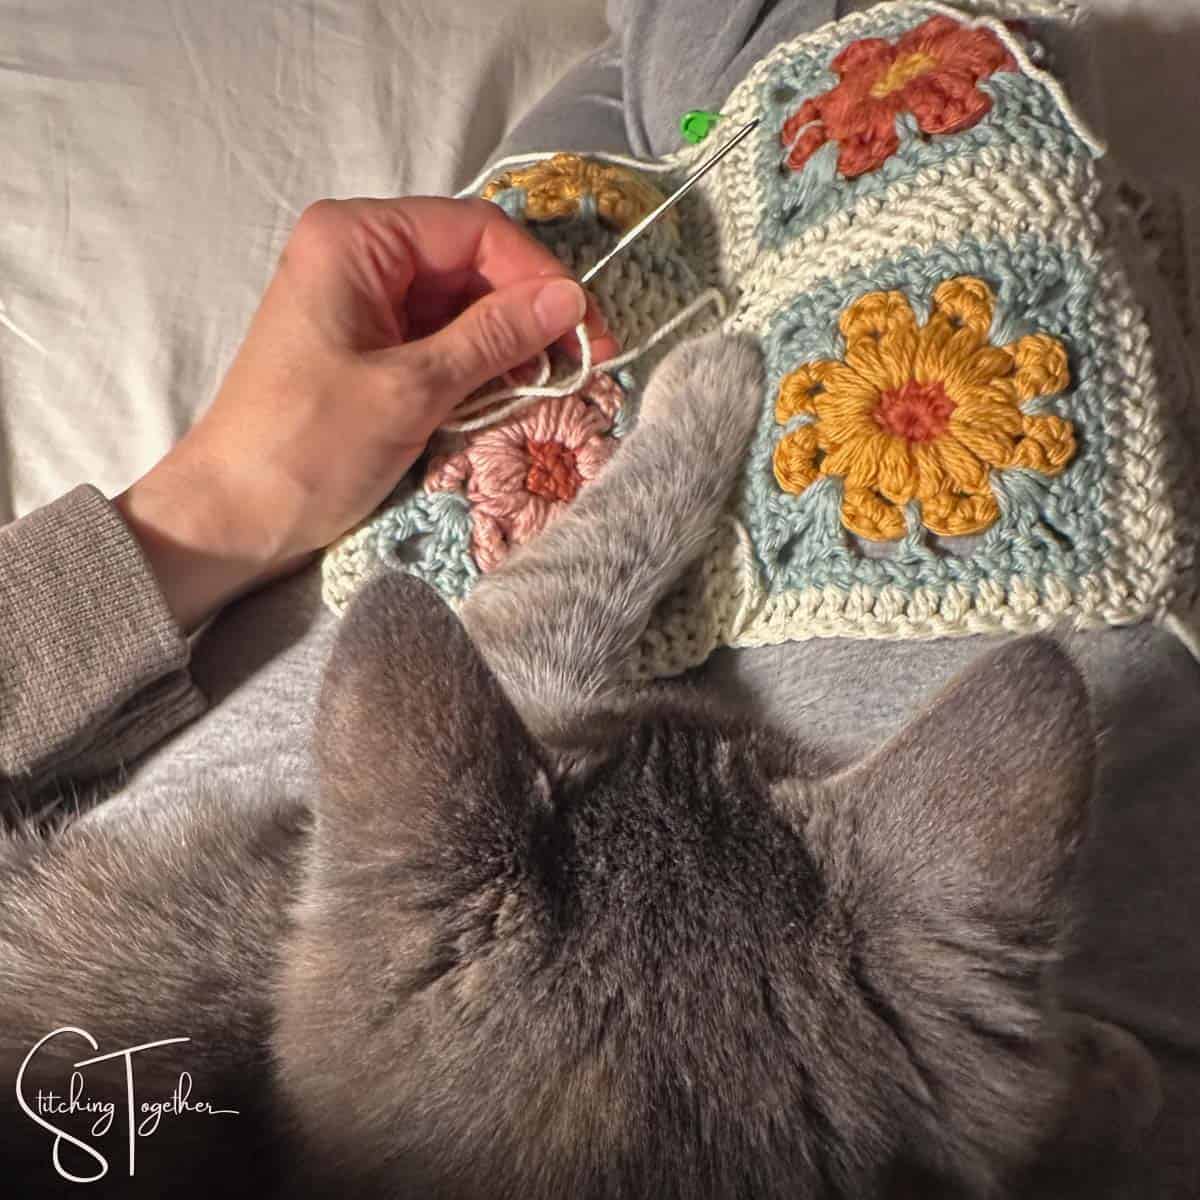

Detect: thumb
390,276,587,405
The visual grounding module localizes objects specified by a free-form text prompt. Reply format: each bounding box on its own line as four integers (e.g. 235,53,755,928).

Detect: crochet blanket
322,0,1200,677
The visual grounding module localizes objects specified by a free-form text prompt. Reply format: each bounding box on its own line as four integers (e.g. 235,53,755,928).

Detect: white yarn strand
441,288,729,435
602,287,729,372
443,321,593,433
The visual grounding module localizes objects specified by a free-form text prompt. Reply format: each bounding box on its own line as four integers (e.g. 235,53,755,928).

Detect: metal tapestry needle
579,117,761,286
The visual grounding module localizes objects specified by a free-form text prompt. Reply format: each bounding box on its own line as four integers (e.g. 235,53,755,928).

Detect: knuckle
296,198,343,235
289,199,347,257
463,195,500,224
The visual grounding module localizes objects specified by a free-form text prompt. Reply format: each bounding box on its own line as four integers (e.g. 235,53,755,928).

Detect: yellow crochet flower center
482,154,676,236
773,277,1076,541
869,50,939,98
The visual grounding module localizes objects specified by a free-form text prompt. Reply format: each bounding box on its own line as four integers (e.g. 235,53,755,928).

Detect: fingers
559,294,621,364
351,196,569,291
382,275,589,404
406,276,619,364
294,195,622,363
345,196,620,355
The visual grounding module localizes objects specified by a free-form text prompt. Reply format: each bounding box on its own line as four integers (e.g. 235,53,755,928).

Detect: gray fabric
101,1,1200,1193
0,485,204,804
500,0,843,160
101,566,338,812
494,35,631,163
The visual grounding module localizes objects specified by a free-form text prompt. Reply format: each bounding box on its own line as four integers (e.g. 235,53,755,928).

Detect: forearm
0,486,206,807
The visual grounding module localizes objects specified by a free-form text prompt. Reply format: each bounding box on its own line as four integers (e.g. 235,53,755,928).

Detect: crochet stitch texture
323,0,1199,678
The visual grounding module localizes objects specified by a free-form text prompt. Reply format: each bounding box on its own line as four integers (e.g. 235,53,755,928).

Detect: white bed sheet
6,0,1200,529
0,0,609,523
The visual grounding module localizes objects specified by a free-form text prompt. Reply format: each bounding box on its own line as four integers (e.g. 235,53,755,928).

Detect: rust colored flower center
874,379,956,442
869,50,938,97
525,439,582,501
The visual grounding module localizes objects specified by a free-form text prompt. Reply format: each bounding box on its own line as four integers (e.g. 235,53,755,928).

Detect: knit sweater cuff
0,484,207,801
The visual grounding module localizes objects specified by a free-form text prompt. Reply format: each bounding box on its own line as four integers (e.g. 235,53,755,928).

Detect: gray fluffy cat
0,334,1160,1198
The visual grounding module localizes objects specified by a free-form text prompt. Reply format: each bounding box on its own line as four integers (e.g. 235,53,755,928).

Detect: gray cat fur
0,335,1159,1198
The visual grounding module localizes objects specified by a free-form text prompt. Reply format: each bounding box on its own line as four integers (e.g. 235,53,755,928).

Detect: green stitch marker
680,109,725,145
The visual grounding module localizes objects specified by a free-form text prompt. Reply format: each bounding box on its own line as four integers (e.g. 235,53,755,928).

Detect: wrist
115,454,307,633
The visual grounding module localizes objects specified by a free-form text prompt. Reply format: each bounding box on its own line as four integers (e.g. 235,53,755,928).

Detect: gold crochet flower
773,277,1075,540
482,154,676,236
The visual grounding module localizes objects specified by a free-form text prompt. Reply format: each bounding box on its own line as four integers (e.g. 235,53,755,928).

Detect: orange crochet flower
773,277,1075,540
781,15,1016,179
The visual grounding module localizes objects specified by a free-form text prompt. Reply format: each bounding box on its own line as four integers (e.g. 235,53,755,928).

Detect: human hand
116,196,618,632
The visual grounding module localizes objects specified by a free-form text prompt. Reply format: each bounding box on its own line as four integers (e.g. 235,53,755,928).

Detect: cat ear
783,638,1095,1188
808,636,1093,926
315,573,551,869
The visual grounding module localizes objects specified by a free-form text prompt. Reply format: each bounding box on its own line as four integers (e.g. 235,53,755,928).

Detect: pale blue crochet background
754,3,1086,241
742,236,1112,596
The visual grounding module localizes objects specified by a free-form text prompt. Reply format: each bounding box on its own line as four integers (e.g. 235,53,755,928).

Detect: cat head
292,574,1150,1200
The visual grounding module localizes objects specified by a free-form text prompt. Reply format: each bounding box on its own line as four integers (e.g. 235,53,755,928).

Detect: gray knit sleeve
0,484,206,806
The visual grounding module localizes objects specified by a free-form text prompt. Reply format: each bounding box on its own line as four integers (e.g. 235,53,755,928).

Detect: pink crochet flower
424,374,624,571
